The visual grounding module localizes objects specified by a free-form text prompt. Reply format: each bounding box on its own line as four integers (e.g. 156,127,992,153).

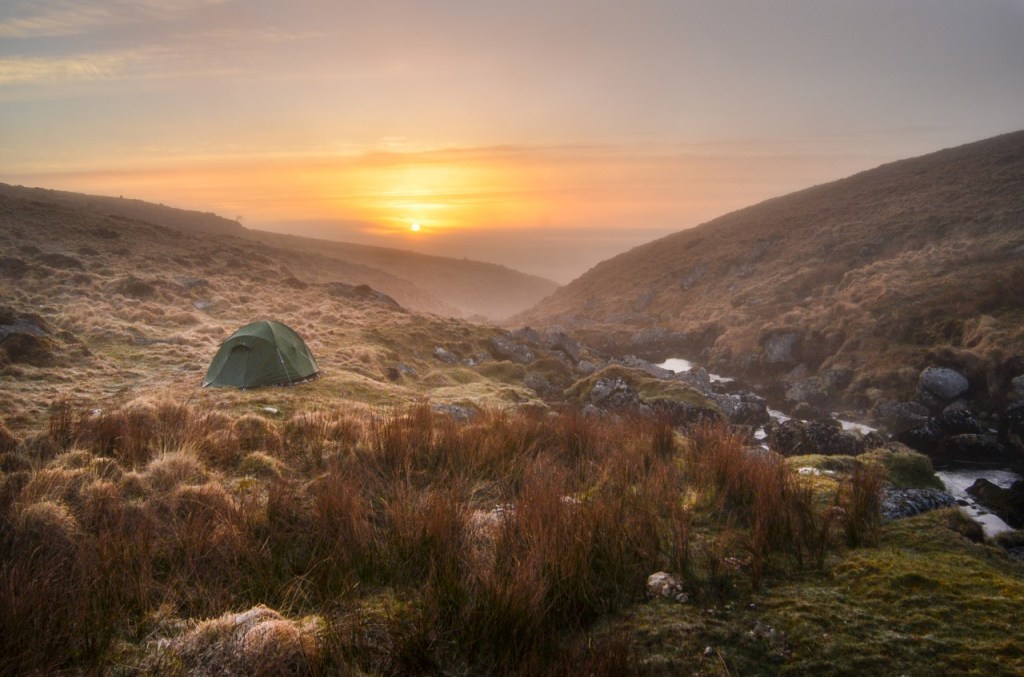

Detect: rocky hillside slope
0,183,559,320
517,131,1024,412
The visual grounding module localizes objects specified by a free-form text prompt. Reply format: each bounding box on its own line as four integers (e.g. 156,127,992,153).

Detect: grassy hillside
252,231,560,321
517,131,1024,409
2,172,1023,675
0,183,559,320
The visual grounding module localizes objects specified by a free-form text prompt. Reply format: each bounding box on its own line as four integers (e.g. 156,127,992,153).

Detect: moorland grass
0,401,888,675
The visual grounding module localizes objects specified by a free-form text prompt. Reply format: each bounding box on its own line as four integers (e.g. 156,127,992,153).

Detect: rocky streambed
657,357,1024,537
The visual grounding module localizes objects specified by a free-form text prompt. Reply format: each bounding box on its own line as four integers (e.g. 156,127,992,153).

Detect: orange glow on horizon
7,144,874,248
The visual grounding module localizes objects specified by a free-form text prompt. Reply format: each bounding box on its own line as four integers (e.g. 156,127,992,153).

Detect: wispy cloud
0,0,233,39
0,53,128,85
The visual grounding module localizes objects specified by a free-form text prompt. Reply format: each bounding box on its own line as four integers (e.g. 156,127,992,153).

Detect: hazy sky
2,1,1023,282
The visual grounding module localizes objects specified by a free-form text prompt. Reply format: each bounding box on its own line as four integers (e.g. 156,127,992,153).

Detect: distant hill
0,184,245,237
0,187,458,316
250,231,559,321
517,130,1024,409
0,183,559,320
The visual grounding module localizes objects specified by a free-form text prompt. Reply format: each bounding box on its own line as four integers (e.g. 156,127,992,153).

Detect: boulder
999,402,1024,455
765,418,863,457
708,391,770,427
488,335,534,364
612,355,676,380
649,399,722,428
881,487,957,520
872,401,930,435
0,308,56,366
761,330,803,367
540,330,581,363
1010,374,1024,399
784,378,829,408
966,479,1024,528
588,377,641,410
917,367,970,411
646,571,687,602
941,434,1013,465
627,327,690,359
433,346,459,364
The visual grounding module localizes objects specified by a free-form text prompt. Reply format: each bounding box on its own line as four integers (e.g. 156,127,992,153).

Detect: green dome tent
203,320,319,388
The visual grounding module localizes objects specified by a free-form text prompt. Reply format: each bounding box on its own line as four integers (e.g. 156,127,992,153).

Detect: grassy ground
3,191,1023,675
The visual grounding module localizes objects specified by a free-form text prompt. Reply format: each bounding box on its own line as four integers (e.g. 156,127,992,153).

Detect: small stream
657,357,1020,536
935,469,1020,537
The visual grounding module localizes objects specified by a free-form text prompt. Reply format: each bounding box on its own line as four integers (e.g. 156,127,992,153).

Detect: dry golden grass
0,400,884,674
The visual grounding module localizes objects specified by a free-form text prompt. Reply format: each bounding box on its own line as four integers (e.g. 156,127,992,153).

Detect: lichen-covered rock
765,418,863,456
881,487,957,520
488,334,534,364
588,377,641,410
709,391,770,427
646,571,687,602
917,367,970,410
433,346,459,364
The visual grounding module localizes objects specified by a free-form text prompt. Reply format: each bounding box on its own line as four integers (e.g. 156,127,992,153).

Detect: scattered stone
523,371,553,397
646,571,688,603
433,346,459,364
540,330,582,362
708,391,770,427
588,377,641,410
881,487,957,520
511,326,542,345
747,620,789,663
576,360,598,376
432,403,476,422
488,334,534,364
326,282,403,310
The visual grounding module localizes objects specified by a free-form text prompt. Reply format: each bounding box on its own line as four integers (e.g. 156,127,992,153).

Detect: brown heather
0,401,882,674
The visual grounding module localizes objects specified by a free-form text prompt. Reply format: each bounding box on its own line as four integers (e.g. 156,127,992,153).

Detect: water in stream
658,357,1020,535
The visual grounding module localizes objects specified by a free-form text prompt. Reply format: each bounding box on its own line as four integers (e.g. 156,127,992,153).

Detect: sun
410,222,421,232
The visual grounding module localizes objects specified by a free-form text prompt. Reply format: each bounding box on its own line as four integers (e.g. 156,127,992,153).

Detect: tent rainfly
203,320,319,388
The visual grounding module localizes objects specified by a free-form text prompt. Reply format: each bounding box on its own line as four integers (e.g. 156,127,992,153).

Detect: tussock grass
0,399,890,674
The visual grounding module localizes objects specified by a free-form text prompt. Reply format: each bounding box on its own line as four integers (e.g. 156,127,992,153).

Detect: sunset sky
2,1,1023,282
